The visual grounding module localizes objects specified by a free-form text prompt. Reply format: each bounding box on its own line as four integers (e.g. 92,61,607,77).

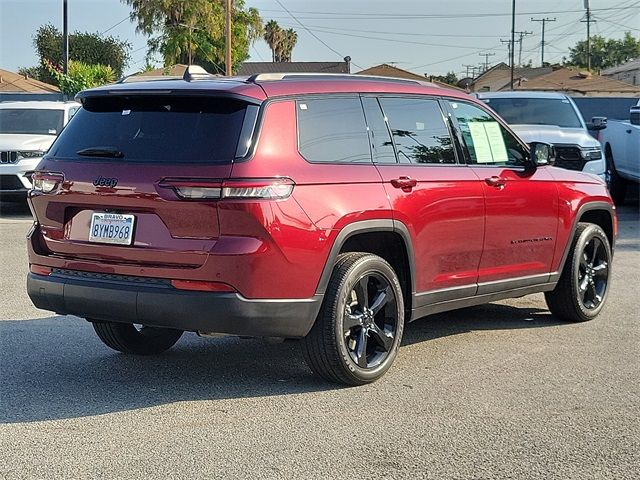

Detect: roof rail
246,72,426,86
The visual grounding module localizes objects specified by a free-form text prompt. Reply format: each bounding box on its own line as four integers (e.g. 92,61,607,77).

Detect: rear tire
302,252,404,386
545,223,612,322
606,146,627,205
92,321,183,355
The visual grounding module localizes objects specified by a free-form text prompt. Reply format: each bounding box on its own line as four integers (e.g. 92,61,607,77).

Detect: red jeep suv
26,69,616,385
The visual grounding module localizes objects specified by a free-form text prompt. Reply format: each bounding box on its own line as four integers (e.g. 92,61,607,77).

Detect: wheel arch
314,220,415,315
553,201,616,282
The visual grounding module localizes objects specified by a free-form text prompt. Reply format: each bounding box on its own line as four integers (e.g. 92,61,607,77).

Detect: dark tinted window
361,97,397,164
482,97,582,128
49,96,248,163
0,109,64,135
379,97,455,164
297,97,371,163
447,100,528,167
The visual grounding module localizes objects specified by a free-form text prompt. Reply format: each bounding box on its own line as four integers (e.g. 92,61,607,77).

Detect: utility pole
514,31,533,67
479,52,495,73
62,0,69,74
225,0,232,76
581,0,596,70
510,0,516,90
463,64,475,78
531,17,556,66
501,38,513,63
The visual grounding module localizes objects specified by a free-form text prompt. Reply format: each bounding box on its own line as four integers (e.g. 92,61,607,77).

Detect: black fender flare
314,219,416,296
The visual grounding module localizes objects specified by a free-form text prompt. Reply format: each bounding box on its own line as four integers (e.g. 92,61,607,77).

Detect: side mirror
530,142,556,167
586,116,607,131
630,107,640,126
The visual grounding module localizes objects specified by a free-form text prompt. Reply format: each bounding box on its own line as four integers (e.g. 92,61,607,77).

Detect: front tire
606,146,627,205
545,223,612,322
302,253,405,386
92,321,183,355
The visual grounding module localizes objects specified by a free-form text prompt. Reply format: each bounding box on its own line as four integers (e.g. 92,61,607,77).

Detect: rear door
363,95,485,302
444,99,558,291
29,94,257,269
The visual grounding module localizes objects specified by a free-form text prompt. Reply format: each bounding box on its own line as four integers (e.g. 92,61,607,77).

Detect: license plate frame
88,213,135,245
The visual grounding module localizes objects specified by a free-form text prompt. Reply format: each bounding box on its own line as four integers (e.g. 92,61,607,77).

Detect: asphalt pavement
0,194,638,479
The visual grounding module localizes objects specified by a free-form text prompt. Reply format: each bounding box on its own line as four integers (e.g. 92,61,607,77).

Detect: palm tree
264,20,283,62
280,28,298,62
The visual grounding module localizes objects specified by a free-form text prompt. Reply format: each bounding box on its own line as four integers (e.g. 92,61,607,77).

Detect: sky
1,0,638,78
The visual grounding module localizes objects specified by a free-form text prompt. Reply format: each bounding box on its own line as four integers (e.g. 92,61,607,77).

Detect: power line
273,0,362,69
100,16,130,36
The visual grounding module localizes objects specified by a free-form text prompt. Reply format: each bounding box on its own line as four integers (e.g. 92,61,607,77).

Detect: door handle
485,176,507,188
391,176,418,191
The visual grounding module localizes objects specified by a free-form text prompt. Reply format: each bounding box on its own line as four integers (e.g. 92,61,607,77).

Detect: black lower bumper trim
27,273,322,338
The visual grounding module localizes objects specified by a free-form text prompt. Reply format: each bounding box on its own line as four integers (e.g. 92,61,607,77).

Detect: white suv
0,101,80,200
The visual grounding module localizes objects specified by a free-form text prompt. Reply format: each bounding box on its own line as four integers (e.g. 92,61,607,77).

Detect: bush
46,60,116,97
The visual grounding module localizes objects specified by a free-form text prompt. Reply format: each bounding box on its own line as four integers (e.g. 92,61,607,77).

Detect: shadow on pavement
0,302,565,424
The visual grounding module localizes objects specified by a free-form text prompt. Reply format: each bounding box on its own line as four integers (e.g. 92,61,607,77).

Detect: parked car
0,101,80,200
594,99,640,204
475,92,606,181
26,69,616,385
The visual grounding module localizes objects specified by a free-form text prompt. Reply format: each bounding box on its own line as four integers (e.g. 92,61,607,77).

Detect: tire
606,146,627,205
92,321,183,355
545,223,612,322
302,252,405,386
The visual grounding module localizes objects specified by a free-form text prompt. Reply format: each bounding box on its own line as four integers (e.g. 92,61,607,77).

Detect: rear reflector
171,280,236,292
30,265,52,276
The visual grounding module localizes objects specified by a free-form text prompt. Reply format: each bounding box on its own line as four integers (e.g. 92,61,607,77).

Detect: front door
445,99,558,293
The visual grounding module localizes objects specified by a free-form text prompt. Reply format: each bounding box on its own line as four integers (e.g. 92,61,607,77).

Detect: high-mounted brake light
31,172,64,194
161,178,295,200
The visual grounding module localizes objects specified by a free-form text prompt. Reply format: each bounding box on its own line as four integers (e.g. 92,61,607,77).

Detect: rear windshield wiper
76,147,124,158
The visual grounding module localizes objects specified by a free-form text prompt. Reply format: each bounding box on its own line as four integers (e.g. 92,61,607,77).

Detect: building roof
356,64,465,91
514,67,640,96
0,68,60,93
236,61,350,76
602,58,640,75
470,62,554,92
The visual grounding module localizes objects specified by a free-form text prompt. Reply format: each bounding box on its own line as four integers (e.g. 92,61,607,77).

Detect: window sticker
468,121,508,164
299,103,308,110
416,121,425,131
468,122,493,163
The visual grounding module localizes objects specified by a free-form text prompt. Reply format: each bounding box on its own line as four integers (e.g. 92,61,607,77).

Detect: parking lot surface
1,196,638,479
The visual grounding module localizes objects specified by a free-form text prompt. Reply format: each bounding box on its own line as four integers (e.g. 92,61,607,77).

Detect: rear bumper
27,272,322,338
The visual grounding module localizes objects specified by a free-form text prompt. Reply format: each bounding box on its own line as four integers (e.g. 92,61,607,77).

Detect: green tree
46,60,116,96
123,0,262,74
566,32,640,70
431,71,458,85
21,24,130,84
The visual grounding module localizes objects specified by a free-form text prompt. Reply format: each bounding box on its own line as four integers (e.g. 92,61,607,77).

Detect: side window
379,97,456,165
297,97,371,164
361,97,397,164
446,100,529,167
67,107,80,122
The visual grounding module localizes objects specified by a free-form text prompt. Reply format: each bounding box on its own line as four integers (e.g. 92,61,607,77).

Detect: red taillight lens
171,280,236,292
30,265,52,276
160,178,294,200
31,172,64,194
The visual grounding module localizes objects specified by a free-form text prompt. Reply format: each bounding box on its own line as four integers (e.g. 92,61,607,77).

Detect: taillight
160,178,294,200
31,172,64,194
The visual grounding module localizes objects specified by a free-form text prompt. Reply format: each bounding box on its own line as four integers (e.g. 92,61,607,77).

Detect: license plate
89,213,135,245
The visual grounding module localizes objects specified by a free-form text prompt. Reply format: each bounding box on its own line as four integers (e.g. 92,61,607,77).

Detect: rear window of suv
49,96,250,163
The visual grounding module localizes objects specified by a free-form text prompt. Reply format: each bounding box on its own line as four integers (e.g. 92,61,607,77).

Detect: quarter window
297,97,371,164
447,101,529,167
379,97,456,164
